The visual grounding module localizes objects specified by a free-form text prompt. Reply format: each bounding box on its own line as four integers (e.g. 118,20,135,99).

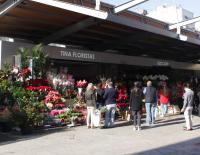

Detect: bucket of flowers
76,80,87,96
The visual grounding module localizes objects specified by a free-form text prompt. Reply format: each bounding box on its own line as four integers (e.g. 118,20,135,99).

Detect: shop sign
60,51,95,60
157,61,169,66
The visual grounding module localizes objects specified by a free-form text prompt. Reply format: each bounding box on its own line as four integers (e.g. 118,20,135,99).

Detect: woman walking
159,83,170,117
85,83,96,129
129,82,143,131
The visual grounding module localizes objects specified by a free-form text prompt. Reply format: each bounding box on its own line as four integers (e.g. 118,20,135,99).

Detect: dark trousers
132,110,141,127
177,97,183,110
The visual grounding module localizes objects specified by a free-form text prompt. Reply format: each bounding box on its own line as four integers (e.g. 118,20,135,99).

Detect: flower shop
1,42,199,134
0,45,89,133
0,44,133,134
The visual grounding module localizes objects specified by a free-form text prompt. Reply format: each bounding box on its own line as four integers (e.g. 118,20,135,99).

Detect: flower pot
121,112,126,120
78,88,83,96
20,125,33,135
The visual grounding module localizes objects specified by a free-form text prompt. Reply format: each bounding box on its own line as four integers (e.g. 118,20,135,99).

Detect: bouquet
76,80,87,88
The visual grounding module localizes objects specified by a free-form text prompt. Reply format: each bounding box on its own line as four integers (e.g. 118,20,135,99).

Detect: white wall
147,5,195,30
195,21,200,32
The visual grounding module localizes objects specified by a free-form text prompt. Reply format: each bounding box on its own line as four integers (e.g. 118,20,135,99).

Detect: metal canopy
41,17,99,45
169,16,200,30
0,0,200,63
113,0,149,14
0,0,25,16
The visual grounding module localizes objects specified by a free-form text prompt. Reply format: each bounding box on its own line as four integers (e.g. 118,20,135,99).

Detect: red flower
76,80,87,88
27,79,49,86
54,103,65,108
19,68,31,78
26,86,52,92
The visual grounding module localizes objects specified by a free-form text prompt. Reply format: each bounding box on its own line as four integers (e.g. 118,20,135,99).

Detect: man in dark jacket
143,81,157,126
103,81,117,128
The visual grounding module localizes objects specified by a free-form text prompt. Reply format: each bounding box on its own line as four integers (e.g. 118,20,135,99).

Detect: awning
0,0,200,63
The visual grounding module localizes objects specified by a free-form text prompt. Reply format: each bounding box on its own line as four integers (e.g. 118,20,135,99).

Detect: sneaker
137,126,142,131
133,126,137,131
146,123,150,126
183,128,193,131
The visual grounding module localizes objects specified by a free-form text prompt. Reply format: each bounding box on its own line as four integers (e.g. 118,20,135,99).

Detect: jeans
105,105,116,127
160,103,168,116
145,103,156,125
184,107,193,129
96,102,103,109
87,107,95,127
132,110,141,127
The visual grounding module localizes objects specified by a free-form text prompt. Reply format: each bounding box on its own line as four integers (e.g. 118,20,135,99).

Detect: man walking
103,81,117,128
181,83,194,131
143,81,157,126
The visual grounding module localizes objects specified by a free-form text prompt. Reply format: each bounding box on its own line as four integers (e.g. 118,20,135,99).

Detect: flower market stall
0,44,88,133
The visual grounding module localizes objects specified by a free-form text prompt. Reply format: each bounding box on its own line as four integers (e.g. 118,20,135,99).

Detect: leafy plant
17,47,30,69
10,86,47,127
31,44,49,79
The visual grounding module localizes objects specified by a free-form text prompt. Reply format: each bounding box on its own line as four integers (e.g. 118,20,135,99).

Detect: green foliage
67,109,83,118
0,64,12,82
17,47,30,69
0,65,13,107
17,44,49,79
25,101,47,126
10,86,47,127
31,44,49,79
100,106,107,113
56,113,69,120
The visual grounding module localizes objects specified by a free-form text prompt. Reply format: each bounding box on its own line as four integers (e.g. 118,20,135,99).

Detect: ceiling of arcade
0,0,200,63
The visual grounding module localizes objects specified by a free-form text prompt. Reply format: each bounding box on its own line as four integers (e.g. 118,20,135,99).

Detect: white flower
12,67,19,74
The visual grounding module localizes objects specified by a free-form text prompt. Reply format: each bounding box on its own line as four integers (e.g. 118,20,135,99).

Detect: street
0,115,200,155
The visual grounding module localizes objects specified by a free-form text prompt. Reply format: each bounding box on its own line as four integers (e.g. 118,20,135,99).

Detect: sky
101,0,200,16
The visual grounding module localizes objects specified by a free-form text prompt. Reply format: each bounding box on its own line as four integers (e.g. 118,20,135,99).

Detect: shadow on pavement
130,137,200,155
156,117,185,124
0,126,74,146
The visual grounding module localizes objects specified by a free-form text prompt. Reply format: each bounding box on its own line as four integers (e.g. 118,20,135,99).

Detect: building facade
147,5,195,31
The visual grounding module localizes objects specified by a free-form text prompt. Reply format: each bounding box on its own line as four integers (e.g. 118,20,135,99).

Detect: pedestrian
103,81,117,128
143,80,157,126
159,83,170,117
129,82,143,131
85,83,96,129
176,82,184,110
96,83,105,109
181,83,194,131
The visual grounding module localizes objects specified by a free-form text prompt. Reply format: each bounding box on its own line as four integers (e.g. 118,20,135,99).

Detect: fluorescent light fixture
141,54,148,57
105,49,119,53
0,37,14,42
48,43,66,48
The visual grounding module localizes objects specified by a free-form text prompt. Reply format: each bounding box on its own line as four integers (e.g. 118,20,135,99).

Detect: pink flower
76,80,87,88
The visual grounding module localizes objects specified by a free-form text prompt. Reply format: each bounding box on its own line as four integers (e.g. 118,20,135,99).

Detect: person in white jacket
181,83,194,131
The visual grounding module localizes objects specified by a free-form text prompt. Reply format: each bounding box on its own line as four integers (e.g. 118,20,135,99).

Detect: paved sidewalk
0,115,200,155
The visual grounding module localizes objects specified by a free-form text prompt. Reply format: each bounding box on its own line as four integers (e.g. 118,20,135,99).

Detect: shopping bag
93,110,101,127
167,105,174,115
155,106,159,118
126,110,131,121
173,105,181,114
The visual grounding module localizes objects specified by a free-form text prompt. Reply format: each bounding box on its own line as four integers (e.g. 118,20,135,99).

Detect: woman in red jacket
159,84,170,117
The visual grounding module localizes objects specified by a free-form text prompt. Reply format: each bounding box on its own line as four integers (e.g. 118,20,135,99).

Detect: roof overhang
0,0,200,63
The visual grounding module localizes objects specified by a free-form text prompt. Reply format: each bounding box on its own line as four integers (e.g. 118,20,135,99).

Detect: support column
95,0,100,10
